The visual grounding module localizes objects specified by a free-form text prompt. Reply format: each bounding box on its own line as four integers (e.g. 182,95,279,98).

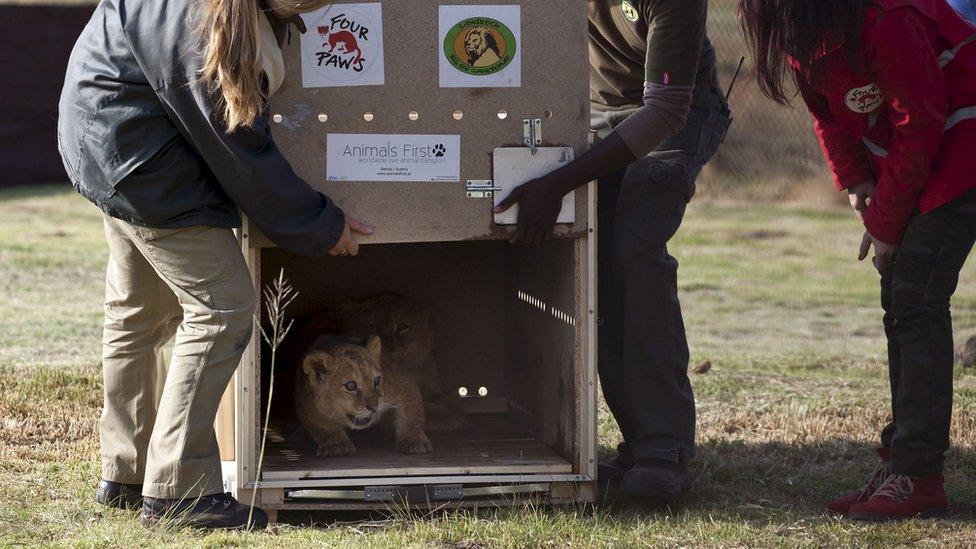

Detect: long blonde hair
200,0,330,131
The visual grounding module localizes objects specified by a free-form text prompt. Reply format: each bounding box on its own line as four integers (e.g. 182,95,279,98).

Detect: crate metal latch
466,179,502,199
523,118,543,155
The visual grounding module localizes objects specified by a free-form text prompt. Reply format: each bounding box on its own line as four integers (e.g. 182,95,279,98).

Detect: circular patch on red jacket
846,83,884,114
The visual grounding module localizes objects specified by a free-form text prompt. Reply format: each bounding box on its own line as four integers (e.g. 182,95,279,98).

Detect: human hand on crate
494,173,569,245
329,217,373,257
495,132,636,244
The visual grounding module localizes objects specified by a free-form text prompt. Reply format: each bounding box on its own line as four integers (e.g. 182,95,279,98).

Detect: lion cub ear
302,351,333,383
365,334,382,363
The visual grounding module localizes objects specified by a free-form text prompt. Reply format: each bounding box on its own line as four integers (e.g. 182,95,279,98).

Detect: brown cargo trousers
100,215,254,500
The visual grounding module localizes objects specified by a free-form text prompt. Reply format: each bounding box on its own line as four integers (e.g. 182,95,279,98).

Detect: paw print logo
433,144,447,158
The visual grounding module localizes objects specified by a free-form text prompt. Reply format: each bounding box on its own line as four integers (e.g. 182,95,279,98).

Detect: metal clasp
466,179,502,199
523,118,542,155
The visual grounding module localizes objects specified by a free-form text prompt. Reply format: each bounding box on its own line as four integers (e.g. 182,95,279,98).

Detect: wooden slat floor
262,413,571,479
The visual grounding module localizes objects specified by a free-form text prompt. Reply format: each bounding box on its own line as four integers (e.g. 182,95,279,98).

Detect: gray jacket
57,0,344,256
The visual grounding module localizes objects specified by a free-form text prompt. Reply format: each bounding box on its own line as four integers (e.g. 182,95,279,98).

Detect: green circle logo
621,1,639,22
443,17,517,76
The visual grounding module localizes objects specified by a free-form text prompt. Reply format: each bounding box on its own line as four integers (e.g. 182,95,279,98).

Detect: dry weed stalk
248,268,298,530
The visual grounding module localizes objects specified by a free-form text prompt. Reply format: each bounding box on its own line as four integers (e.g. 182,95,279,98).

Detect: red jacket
793,0,976,244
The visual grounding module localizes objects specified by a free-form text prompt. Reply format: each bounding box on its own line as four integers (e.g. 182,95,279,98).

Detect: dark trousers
597,105,729,464
879,190,976,476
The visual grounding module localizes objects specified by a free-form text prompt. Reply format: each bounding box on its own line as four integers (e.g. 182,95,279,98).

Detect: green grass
3,185,976,547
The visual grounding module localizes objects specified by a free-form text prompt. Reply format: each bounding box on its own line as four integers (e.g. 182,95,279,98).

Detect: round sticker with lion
444,17,517,76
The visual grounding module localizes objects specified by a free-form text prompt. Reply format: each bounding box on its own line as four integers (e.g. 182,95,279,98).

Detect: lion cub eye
343,381,358,392
373,376,381,388
396,322,411,334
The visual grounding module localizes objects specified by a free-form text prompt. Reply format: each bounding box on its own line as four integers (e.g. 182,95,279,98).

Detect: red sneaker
826,448,890,516
848,473,949,522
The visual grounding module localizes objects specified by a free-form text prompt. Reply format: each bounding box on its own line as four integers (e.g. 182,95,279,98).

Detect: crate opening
257,238,583,480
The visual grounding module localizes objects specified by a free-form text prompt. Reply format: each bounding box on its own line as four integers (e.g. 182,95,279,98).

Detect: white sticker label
300,3,385,88
326,134,461,182
439,5,522,88
845,83,884,113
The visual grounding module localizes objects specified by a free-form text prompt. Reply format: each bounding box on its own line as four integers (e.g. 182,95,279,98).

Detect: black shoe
617,458,690,501
95,480,143,510
141,492,268,530
598,454,634,487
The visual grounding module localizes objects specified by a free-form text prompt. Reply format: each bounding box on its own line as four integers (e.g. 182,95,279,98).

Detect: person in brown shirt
496,0,730,501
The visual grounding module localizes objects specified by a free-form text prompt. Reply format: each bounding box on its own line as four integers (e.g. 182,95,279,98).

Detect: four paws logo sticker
846,83,884,114
443,17,517,76
306,7,379,83
433,144,447,158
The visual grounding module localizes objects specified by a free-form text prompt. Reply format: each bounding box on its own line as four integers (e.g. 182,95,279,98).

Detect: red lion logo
318,25,363,65
858,93,881,106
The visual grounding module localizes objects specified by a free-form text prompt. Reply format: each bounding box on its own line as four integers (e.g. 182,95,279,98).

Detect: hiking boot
95,480,143,510
849,474,949,522
826,447,890,516
141,492,268,530
616,458,689,501
598,453,634,487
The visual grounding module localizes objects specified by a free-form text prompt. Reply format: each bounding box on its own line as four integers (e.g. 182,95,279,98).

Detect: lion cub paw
317,439,356,457
395,435,433,454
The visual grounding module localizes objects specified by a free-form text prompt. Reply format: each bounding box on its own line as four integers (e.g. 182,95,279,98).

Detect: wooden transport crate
216,0,596,517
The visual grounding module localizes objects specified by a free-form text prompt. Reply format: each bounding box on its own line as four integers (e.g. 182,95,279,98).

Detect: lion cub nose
365,403,377,413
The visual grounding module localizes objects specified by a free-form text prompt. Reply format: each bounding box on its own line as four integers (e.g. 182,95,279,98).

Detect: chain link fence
701,0,830,193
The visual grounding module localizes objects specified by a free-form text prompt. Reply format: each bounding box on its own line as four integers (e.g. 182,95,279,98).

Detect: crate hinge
522,118,543,154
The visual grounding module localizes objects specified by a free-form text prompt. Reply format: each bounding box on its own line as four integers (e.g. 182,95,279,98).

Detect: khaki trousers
100,215,254,500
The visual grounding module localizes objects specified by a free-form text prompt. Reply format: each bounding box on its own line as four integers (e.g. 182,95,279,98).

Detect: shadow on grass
604,439,976,521
269,439,976,530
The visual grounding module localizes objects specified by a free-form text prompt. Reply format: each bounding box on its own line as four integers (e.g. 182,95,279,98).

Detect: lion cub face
301,335,386,430
343,294,434,368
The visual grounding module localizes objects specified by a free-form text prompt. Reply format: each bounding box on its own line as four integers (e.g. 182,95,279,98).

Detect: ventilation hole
497,110,508,120
317,113,329,123
544,110,554,119
458,386,469,397
408,111,419,121
478,386,488,397
363,112,374,122
272,114,283,123
452,110,464,120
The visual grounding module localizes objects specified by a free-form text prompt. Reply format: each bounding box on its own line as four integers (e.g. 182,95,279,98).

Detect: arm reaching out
496,0,706,244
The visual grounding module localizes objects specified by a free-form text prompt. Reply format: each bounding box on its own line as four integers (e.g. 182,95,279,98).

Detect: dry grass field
3,186,976,547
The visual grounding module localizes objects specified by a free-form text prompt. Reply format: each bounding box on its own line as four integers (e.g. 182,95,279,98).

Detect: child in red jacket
741,0,976,521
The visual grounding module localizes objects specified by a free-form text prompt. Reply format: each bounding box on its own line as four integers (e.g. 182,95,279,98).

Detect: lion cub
340,293,468,432
294,334,432,457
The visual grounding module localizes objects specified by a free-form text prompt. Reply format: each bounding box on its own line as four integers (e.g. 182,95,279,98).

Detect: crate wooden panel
218,0,597,511
263,438,572,479
262,0,590,245
261,411,572,479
